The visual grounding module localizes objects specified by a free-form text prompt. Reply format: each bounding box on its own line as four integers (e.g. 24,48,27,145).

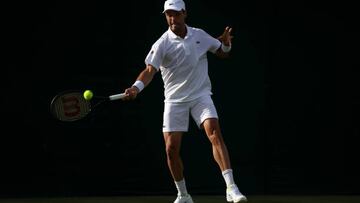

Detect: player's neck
173,25,187,39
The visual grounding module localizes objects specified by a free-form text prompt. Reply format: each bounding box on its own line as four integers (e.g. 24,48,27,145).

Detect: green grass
1,195,360,203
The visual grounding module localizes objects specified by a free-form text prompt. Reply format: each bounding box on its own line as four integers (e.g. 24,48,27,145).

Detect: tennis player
124,0,247,202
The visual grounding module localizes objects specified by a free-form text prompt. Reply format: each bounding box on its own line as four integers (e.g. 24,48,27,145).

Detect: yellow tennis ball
83,90,93,100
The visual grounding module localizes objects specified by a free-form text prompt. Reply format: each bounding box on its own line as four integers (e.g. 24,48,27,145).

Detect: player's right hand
123,86,139,100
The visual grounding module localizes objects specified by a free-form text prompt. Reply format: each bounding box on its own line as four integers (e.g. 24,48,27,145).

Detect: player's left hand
218,26,233,46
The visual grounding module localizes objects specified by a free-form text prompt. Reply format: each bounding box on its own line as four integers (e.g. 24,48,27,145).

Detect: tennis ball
83,90,93,100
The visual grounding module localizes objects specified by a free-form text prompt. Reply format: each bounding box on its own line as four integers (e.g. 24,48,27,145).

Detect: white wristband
221,43,232,53
132,80,145,92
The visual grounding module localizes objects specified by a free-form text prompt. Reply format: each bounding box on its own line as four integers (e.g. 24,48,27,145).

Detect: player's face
165,10,187,36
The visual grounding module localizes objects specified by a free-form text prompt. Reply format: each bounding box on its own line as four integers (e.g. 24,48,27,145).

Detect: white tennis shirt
145,25,221,103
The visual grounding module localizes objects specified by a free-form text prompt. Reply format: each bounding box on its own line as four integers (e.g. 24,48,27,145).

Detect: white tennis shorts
162,95,218,132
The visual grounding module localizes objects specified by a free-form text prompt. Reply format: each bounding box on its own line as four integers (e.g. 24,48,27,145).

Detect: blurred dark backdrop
2,0,359,198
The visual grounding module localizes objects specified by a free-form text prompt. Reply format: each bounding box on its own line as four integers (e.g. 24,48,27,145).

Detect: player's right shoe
174,194,194,203
226,184,247,202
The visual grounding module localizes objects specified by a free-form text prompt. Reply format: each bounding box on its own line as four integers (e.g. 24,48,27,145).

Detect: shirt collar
167,25,192,40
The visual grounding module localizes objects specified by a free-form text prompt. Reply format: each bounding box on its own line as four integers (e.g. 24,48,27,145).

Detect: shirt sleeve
201,29,221,54
145,39,165,70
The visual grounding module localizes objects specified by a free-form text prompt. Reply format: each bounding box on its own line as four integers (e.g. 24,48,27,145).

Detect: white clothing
162,95,218,132
145,25,221,103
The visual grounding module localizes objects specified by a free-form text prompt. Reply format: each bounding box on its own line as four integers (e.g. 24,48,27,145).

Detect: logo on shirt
196,41,200,44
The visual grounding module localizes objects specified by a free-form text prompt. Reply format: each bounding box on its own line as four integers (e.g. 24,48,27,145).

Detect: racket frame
50,90,126,122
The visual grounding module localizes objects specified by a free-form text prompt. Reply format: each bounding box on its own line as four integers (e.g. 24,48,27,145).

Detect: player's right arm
124,64,158,100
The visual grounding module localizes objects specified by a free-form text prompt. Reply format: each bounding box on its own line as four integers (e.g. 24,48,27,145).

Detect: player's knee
207,128,225,146
165,144,180,159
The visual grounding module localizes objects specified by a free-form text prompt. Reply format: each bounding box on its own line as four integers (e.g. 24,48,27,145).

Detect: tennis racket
50,90,126,122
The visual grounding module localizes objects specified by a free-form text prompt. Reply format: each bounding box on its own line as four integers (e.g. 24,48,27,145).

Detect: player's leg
163,132,193,203
191,95,247,202
163,131,185,181
163,102,193,203
202,118,231,171
202,118,237,189
190,95,231,171
202,119,246,202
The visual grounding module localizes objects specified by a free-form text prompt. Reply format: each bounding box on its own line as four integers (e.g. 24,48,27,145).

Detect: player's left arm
215,26,233,58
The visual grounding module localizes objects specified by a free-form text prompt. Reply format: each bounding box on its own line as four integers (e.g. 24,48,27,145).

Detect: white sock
175,179,188,196
222,169,235,187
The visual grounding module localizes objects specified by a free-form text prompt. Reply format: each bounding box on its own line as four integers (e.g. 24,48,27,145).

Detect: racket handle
109,93,126,100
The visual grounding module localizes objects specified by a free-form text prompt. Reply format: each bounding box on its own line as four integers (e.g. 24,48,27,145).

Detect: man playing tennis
123,0,247,202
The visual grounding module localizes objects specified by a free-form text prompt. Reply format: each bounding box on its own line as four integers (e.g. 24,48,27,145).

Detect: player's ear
182,9,187,18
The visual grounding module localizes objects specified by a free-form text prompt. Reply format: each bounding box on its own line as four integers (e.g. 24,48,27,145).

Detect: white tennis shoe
174,194,194,203
226,184,247,202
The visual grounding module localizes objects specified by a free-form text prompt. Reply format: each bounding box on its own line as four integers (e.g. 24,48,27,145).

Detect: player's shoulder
188,26,209,37
153,30,168,42
160,30,170,41
151,30,171,50
188,26,205,33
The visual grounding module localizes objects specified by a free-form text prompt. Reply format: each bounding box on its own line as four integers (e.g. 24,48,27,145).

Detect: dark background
2,0,359,198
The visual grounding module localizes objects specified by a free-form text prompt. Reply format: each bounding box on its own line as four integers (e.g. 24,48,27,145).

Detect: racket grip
109,93,126,100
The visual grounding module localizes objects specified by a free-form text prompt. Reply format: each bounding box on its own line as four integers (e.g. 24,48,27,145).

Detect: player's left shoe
226,184,247,202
